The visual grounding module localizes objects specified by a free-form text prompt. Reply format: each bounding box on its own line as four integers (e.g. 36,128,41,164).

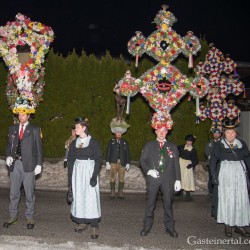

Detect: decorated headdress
151,111,173,130
0,13,54,115
12,97,35,114
110,118,130,134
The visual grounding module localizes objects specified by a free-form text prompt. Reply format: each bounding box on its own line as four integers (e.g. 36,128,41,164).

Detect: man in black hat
204,128,222,199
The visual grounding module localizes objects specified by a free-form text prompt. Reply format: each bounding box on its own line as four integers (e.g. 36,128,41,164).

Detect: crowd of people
3,110,250,239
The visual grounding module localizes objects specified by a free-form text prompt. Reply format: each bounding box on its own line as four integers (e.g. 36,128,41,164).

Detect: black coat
177,144,198,168
106,138,130,167
6,123,43,173
140,140,181,190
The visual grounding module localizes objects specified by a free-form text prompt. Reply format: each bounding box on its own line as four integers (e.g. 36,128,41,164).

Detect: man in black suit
106,126,130,199
140,126,181,238
4,111,43,229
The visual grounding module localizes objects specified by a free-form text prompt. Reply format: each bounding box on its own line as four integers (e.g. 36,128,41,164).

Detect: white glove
34,165,42,175
6,156,13,167
174,180,181,192
106,162,111,171
147,169,159,178
125,164,130,172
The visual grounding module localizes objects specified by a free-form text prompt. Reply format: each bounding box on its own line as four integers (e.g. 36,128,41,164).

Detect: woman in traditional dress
68,117,102,239
177,134,198,201
210,119,250,237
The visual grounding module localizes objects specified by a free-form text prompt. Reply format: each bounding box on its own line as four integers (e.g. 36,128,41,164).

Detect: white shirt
19,122,29,134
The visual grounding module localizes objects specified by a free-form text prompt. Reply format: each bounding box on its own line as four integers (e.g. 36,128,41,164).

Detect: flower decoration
151,111,173,130
189,77,209,98
166,147,174,158
181,31,201,68
12,97,35,114
225,100,240,120
194,44,244,128
144,28,183,62
199,103,208,121
118,73,140,97
127,31,146,57
127,31,146,67
181,31,201,56
118,5,202,129
226,75,243,96
209,102,225,121
153,5,177,27
0,13,54,113
139,64,191,112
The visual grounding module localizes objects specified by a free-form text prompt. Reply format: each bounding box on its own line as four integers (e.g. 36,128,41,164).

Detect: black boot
234,226,250,237
118,182,124,199
225,225,232,237
185,191,193,201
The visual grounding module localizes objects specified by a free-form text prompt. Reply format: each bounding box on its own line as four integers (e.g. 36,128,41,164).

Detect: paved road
0,188,249,249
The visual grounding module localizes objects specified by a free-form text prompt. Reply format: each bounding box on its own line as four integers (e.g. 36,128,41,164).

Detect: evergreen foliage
0,39,211,161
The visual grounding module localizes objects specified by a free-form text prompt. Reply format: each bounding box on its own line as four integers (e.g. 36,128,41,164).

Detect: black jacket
106,138,130,167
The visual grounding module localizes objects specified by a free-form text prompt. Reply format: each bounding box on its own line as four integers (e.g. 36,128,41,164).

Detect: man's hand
64,160,68,168
6,156,13,167
174,180,181,191
147,169,159,178
34,165,42,175
125,164,130,172
106,162,111,171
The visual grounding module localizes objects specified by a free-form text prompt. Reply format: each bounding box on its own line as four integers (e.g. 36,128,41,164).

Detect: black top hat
185,134,196,143
223,119,236,129
74,117,89,126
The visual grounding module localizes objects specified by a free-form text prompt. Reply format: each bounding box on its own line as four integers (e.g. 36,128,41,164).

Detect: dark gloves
64,160,68,168
186,164,193,169
211,175,219,185
90,176,97,187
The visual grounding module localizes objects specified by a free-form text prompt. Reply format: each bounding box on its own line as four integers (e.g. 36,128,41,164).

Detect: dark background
1,0,249,62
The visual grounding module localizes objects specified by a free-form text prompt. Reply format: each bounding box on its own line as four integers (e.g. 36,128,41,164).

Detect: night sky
1,0,250,62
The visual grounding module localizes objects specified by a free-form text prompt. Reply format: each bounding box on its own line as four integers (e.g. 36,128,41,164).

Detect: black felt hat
223,119,237,129
74,117,89,126
185,134,196,143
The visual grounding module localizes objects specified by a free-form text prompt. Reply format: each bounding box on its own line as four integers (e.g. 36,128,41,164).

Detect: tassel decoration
243,85,246,98
233,66,238,77
135,53,139,68
196,116,200,124
188,54,193,68
196,97,201,117
126,95,131,114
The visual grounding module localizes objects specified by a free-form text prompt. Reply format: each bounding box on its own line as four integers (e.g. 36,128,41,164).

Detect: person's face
224,129,237,143
18,113,30,124
125,70,131,78
71,129,76,137
186,140,193,146
213,132,221,140
75,124,86,137
115,132,122,139
155,127,168,141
